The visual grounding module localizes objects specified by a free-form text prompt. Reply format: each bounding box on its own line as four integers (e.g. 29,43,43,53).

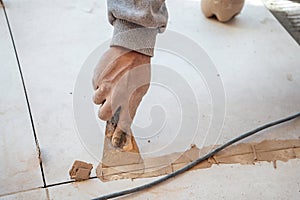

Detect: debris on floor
69,160,93,181
96,139,300,182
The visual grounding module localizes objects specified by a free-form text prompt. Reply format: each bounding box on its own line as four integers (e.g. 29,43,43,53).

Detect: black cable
93,112,300,200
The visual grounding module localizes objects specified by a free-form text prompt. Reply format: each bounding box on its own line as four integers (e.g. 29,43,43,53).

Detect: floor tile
166,0,300,145
47,159,300,200
0,8,43,195
4,0,111,185
0,188,47,200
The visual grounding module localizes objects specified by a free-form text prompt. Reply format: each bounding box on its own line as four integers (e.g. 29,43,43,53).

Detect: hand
92,46,151,147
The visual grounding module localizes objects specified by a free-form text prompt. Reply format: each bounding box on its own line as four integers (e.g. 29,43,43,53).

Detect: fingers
93,88,106,105
93,83,110,105
98,97,114,121
128,85,149,117
111,107,131,148
111,126,125,147
120,106,133,132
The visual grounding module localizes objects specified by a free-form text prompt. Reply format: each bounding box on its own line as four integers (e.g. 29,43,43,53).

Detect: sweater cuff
110,19,158,57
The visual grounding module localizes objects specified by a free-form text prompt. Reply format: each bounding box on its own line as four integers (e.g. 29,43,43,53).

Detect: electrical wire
93,112,300,200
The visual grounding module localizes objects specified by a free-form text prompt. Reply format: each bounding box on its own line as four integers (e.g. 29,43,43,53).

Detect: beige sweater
107,0,168,56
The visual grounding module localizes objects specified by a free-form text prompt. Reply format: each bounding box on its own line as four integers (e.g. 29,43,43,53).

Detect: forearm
107,0,168,56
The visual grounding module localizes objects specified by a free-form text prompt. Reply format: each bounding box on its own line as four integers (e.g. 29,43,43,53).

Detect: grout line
2,3,47,188
45,188,51,200
46,180,76,188
0,177,98,198
45,176,98,188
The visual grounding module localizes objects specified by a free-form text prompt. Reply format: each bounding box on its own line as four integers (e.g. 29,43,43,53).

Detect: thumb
111,106,132,148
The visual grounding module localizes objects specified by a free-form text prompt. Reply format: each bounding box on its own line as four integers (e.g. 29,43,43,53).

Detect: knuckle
98,106,112,121
93,94,101,104
100,82,111,92
93,90,105,104
98,110,108,121
92,78,98,90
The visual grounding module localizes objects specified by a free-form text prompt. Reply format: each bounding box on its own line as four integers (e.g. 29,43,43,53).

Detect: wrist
110,19,158,57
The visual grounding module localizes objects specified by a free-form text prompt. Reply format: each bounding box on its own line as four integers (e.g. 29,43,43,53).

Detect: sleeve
107,0,168,56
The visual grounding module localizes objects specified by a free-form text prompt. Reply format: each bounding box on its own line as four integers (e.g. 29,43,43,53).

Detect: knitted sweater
107,0,168,56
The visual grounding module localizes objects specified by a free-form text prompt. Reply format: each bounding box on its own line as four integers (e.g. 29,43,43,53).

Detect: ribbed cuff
110,19,158,57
